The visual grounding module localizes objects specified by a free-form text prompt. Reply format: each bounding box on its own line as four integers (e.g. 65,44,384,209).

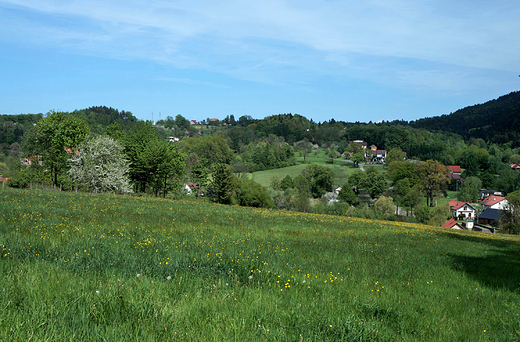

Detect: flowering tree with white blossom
68,136,132,194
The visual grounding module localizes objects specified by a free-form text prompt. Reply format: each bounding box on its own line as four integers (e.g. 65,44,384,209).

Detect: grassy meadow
251,148,361,188
2,187,520,341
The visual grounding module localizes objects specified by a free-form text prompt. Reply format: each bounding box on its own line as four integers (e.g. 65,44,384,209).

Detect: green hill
409,91,520,146
2,188,519,341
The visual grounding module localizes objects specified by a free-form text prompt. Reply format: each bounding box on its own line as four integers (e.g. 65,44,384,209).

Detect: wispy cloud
1,0,519,94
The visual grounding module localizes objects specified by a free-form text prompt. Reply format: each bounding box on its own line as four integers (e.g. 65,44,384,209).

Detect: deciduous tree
68,136,132,194
416,160,450,207
140,140,186,197
30,111,90,187
502,190,520,234
301,164,334,198
338,185,356,205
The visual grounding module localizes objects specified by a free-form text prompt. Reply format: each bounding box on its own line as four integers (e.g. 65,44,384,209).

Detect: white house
449,200,475,219
480,196,508,210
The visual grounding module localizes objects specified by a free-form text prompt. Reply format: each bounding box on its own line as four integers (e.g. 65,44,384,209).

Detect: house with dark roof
478,208,505,225
479,189,503,200
372,150,387,163
449,200,475,219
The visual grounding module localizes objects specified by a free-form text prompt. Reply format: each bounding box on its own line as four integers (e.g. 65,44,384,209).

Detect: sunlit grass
1,187,520,341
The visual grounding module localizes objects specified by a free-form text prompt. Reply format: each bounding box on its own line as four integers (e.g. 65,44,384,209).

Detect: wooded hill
407,91,520,147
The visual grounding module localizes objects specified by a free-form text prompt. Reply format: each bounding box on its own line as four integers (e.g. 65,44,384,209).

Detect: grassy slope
2,188,520,341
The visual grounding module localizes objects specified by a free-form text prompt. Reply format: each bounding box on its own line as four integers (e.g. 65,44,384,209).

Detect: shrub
234,178,274,208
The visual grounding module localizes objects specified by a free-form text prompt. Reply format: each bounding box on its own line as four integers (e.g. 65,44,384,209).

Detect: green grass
251,148,360,188
2,187,520,341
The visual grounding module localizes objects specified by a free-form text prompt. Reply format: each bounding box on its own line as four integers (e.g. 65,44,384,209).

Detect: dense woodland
1,92,520,232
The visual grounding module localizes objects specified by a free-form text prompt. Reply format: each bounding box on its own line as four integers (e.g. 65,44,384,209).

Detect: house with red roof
511,163,520,171
447,165,464,190
449,200,475,219
480,196,509,210
443,218,464,230
447,165,461,175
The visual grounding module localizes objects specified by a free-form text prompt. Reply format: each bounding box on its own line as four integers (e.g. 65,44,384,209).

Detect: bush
280,175,294,190
234,178,274,208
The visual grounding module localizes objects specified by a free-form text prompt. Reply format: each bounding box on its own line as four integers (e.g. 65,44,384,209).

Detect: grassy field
2,187,520,341
251,149,362,188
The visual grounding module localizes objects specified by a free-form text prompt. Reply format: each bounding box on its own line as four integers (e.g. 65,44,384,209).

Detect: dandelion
95,290,100,295
167,276,171,280
248,275,253,280
137,273,141,278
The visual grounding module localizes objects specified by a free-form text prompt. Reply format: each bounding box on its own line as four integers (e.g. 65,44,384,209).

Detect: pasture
1,187,519,341
251,148,361,188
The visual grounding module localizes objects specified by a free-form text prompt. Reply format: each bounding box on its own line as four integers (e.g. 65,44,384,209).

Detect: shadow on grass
441,232,520,293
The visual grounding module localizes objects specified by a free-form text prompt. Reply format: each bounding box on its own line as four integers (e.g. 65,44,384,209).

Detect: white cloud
1,0,519,92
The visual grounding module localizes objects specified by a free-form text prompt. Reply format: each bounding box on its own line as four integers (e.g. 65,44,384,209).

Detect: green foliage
428,205,452,226
242,138,295,172
416,160,450,207
362,168,387,199
457,176,482,203
290,175,311,212
269,175,281,190
123,122,161,193
415,205,430,224
496,165,520,195
327,144,340,164
28,111,90,187
384,147,405,166
175,114,189,130
211,163,235,204
502,190,520,234
387,161,418,186
374,195,394,218
351,152,365,167
510,154,520,164
301,164,334,198
410,91,520,147
234,178,274,208
180,134,234,168
251,113,312,143
348,170,366,193
106,122,125,141
72,106,138,135
338,185,356,205
344,142,364,160
0,114,42,153
280,174,294,190
294,139,313,164
139,140,186,197
67,136,132,194
191,164,209,190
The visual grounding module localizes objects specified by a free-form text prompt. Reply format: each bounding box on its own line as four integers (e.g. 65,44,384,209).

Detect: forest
1,92,520,233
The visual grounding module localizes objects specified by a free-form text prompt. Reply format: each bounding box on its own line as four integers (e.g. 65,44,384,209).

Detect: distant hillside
408,91,520,146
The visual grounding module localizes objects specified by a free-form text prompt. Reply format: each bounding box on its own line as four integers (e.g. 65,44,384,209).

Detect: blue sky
1,0,519,123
